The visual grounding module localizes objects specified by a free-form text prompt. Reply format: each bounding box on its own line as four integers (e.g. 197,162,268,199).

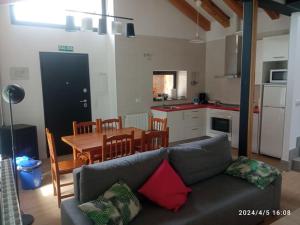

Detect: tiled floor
19,150,300,225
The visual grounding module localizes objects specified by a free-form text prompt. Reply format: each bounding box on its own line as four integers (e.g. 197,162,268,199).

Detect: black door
40,52,92,156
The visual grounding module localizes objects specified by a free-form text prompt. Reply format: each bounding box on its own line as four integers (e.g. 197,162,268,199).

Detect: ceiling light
126,23,135,38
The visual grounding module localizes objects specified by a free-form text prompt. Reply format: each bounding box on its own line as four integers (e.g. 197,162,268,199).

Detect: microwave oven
270,69,287,83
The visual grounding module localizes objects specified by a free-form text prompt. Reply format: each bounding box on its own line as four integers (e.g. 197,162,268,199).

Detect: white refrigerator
260,84,286,158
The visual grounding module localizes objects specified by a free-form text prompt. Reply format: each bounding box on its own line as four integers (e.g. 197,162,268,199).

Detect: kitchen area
151,34,289,159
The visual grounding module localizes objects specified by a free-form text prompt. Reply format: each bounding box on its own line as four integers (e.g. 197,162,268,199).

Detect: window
153,71,187,101
10,0,103,28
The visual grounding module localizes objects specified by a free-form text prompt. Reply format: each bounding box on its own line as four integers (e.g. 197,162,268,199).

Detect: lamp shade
65,15,76,32
98,18,107,35
112,21,123,35
81,17,93,31
126,23,135,38
2,84,25,104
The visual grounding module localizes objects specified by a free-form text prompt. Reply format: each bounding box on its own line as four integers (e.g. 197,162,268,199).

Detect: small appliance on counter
199,92,208,104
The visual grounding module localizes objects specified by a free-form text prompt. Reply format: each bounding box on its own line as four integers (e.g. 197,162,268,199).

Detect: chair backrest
102,131,134,161
73,121,98,135
45,128,59,174
140,128,169,152
148,116,167,131
98,116,123,133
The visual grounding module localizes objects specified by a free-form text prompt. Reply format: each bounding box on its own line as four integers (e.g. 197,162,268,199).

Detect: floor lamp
2,84,34,225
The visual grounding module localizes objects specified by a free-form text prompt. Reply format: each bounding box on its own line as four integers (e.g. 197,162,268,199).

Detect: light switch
10,67,30,80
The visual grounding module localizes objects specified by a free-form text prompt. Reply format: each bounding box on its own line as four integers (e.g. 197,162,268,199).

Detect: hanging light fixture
65,9,135,38
65,15,76,32
190,0,204,44
126,23,135,38
112,20,123,35
98,18,107,35
81,17,93,31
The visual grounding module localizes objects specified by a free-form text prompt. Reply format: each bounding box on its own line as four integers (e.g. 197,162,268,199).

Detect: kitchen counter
151,103,260,113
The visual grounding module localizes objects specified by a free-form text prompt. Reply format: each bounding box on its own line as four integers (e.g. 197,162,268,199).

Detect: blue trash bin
16,156,42,190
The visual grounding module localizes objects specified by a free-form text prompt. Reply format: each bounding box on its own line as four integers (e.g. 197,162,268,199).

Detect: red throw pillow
138,160,191,211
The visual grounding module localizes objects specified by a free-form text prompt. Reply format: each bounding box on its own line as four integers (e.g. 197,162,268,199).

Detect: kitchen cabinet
151,108,206,142
255,40,263,85
262,35,289,62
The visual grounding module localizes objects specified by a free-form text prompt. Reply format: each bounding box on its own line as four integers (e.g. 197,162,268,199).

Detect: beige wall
115,35,206,116
205,38,261,105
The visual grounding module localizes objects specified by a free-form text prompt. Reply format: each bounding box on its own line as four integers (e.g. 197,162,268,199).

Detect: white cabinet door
260,107,285,158
263,85,286,107
167,111,184,142
263,35,289,61
183,109,206,139
255,40,263,85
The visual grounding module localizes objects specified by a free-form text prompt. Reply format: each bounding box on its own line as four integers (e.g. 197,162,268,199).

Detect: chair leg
51,169,57,196
56,174,61,208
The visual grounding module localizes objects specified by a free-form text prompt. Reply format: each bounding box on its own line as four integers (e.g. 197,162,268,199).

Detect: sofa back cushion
168,134,232,185
79,148,168,203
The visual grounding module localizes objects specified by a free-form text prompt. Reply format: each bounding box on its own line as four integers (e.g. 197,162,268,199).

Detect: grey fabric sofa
61,134,282,225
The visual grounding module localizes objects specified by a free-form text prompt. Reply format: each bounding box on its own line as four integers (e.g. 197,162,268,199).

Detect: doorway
40,52,92,156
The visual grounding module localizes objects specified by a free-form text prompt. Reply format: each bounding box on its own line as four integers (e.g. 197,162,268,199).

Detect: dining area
45,115,169,207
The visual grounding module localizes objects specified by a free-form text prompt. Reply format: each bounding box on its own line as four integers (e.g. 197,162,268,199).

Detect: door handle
80,99,87,103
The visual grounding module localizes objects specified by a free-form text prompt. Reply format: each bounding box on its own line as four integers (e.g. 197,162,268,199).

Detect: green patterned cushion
103,181,141,225
78,197,123,225
225,156,281,189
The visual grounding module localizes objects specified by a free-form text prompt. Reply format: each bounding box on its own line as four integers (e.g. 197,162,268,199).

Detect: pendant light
65,15,76,32
112,20,123,35
98,18,107,35
126,23,135,38
81,17,93,31
190,0,204,44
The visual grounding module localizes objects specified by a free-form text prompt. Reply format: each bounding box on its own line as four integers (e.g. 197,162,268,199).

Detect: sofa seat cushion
131,174,277,225
168,135,232,185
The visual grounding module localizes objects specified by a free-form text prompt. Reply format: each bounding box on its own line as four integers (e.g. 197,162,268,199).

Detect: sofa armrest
61,198,93,225
73,167,82,201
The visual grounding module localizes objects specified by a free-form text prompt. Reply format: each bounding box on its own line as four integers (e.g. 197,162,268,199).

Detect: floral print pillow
225,156,281,189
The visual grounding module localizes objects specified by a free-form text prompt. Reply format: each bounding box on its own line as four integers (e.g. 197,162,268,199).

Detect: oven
208,113,232,138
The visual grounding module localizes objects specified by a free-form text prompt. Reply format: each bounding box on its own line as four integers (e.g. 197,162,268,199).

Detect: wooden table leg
72,147,77,160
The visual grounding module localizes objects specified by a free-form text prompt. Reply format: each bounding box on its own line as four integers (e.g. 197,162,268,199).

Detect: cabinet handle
192,128,199,131
273,56,285,59
192,116,199,119
192,110,199,112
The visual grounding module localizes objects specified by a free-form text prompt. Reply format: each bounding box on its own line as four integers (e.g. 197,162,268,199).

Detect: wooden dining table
61,127,144,161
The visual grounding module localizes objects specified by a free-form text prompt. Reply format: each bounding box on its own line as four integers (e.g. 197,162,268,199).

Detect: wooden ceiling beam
169,0,211,31
263,8,280,20
201,0,230,28
223,0,243,19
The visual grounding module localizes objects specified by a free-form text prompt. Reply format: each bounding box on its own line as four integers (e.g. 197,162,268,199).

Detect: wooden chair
72,121,101,164
140,128,169,152
45,128,86,207
148,116,167,131
102,131,134,161
97,116,122,133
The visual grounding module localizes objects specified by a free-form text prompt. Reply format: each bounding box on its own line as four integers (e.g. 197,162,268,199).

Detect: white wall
283,12,300,161
206,11,290,42
113,0,205,40
0,5,118,159
115,35,206,116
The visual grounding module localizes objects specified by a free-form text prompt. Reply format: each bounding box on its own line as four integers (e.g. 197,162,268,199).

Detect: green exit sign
58,45,74,52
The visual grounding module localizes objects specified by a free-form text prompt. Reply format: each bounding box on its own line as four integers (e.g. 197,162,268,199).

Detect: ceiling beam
201,0,230,27
258,0,299,16
223,0,243,19
263,8,280,19
169,0,211,31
